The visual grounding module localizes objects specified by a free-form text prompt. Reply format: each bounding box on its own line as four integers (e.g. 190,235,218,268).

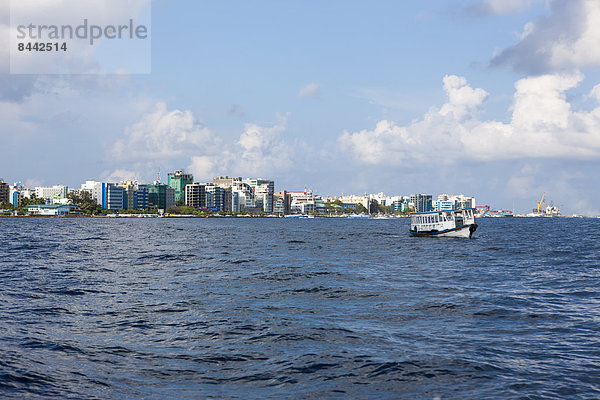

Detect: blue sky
2,0,600,214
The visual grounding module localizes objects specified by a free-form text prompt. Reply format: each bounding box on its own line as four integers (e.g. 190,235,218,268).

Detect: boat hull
410,223,477,239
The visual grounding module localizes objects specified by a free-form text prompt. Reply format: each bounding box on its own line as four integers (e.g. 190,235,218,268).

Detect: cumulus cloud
113,104,299,182
339,73,600,165
103,169,140,183
298,83,320,98
230,118,295,176
113,102,219,161
190,116,297,179
187,156,218,183
439,75,488,119
491,0,600,73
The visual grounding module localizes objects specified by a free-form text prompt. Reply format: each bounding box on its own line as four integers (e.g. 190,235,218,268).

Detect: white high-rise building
35,185,68,200
231,182,255,211
243,178,274,213
81,180,104,203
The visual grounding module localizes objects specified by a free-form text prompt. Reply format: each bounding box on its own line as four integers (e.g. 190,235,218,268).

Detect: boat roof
410,208,475,215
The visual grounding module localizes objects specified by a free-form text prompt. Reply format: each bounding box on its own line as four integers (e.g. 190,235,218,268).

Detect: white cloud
188,156,218,183
590,84,600,102
113,102,219,161
231,118,295,176
439,75,488,119
492,0,600,73
103,169,140,183
114,105,299,182
339,73,600,165
298,83,320,98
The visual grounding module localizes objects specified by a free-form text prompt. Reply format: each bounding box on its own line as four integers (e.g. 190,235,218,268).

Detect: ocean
1,217,599,399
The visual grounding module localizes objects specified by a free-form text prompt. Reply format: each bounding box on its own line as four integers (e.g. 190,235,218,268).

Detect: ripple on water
0,217,599,399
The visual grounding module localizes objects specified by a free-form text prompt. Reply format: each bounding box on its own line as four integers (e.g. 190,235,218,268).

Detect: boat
372,214,391,219
409,208,478,238
528,193,561,217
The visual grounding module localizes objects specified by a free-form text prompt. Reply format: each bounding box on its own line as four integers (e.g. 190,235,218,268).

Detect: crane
535,192,546,213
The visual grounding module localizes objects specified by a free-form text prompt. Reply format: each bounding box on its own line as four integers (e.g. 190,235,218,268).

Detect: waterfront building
35,185,68,201
288,190,326,214
231,191,240,213
213,176,242,188
213,177,253,212
274,190,291,214
391,197,411,213
119,181,149,211
243,178,274,213
369,192,388,206
433,200,455,211
222,187,233,212
0,180,9,204
10,182,34,200
119,181,136,210
81,180,104,204
135,185,149,211
338,194,370,210
231,182,255,211
185,183,206,209
205,184,225,212
148,183,176,211
26,204,79,216
168,170,194,204
19,188,35,199
410,194,433,213
453,195,476,209
9,189,23,207
273,194,285,215
103,183,124,210
436,194,476,210
254,184,274,213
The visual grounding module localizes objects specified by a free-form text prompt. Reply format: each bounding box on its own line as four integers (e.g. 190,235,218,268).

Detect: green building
148,183,176,211
167,170,194,204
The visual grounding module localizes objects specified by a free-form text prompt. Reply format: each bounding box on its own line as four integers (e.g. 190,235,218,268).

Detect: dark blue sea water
1,217,599,399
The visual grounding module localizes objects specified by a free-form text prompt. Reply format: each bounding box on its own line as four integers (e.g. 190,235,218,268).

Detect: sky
1,0,600,215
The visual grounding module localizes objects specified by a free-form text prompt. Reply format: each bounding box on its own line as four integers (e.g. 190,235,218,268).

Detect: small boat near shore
410,208,477,238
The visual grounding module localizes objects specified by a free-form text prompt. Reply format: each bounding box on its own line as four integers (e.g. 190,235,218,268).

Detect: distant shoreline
1,214,598,219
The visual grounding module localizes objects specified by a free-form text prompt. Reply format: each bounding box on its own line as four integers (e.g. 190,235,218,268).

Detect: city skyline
2,172,478,217
2,1,600,215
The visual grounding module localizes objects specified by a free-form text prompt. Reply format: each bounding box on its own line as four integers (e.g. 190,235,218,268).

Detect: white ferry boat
410,208,478,238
